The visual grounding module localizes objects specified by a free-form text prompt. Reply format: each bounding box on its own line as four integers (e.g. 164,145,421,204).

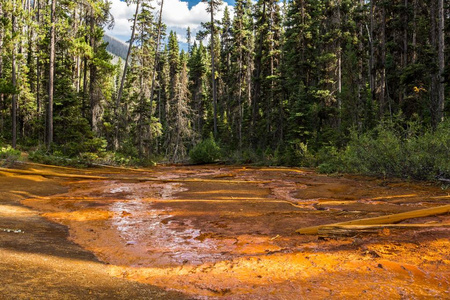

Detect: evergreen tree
202,0,223,138
230,0,253,149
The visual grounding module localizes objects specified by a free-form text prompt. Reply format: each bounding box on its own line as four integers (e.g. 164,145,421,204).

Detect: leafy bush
189,137,222,164
342,127,402,176
29,149,83,167
403,121,450,180
275,141,316,167
316,146,342,173
60,137,107,158
0,145,21,165
318,120,450,181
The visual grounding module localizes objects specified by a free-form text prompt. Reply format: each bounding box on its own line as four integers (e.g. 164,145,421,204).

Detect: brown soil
1,164,449,299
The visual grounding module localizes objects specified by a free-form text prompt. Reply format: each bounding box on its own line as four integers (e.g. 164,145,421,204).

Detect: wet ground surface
2,164,450,299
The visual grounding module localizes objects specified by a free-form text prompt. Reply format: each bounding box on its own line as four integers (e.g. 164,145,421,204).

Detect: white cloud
106,0,234,45
163,0,209,29
106,0,137,42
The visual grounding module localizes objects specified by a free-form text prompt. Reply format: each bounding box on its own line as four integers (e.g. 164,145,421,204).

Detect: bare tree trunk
82,55,88,119
0,2,3,133
12,7,17,148
238,45,243,151
336,1,342,129
138,62,144,158
114,0,140,150
73,6,80,92
412,0,417,63
148,0,165,153
430,1,439,128
89,6,99,135
36,0,41,113
356,0,364,129
403,0,408,67
252,0,266,148
369,0,375,102
437,0,445,123
210,1,218,138
380,5,386,116
47,0,56,148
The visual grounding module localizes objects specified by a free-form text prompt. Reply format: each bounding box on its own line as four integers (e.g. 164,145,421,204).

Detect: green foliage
28,150,81,167
0,145,21,165
189,136,222,164
274,141,316,167
318,120,450,181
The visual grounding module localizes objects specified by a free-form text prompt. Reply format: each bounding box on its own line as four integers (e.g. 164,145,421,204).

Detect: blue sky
106,0,235,48
186,0,235,9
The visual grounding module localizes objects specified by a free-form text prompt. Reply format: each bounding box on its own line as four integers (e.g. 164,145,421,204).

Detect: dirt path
2,164,450,299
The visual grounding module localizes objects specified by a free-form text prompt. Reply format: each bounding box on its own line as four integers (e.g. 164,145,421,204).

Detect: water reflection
109,182,225,267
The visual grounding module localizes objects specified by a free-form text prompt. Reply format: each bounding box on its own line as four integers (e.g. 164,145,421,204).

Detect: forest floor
0,163,449,299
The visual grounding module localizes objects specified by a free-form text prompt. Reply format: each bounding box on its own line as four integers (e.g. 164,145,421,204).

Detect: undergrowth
189,136,222,164
317,120,450,181
0,145,21,166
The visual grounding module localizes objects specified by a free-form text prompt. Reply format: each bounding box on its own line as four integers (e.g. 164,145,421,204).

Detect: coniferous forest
0,0,449,180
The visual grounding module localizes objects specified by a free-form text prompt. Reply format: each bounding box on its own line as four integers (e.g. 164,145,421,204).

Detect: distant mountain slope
103,34,128,60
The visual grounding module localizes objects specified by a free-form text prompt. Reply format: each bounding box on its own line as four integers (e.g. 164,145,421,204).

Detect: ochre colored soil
2,163,449,299
0,166,187,300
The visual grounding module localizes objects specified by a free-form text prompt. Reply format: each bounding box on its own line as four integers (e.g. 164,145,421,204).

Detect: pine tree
202,0,223,138
230,0,253,149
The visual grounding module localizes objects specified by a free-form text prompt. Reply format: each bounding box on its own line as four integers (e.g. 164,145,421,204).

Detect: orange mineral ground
2,164,449,299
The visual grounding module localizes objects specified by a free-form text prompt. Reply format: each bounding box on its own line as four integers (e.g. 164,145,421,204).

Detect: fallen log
318,223,450,236
296,204,450,234
438,177,450,184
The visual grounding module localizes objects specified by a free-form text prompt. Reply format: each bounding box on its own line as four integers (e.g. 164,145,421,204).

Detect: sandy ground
1,163,449,299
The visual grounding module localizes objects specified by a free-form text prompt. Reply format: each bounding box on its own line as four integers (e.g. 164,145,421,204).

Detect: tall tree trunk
36,0,41,113
0,1,3,133
369,0,375,102
73,6,80,93
210,1,218,138
11,7,17,148
47,0,56,148
356,0,364,129
82,55,88,118
412,0,417,63
380,4,386,117
114,0,140,150
252,0,266,147
336,1,342,129
238,43,243,150
403,0,408,67
400,0,408,107
430,1,439,128
437,0,445,123
148,0,165,153
89,6,100,135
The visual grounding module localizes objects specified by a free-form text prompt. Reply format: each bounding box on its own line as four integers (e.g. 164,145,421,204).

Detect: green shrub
316,146,342,173
28,149,82,167
403,121,450,180
318,120,450,181
342,127,403,176
189,137,222,164
276,141,316,167
0,145,21,165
